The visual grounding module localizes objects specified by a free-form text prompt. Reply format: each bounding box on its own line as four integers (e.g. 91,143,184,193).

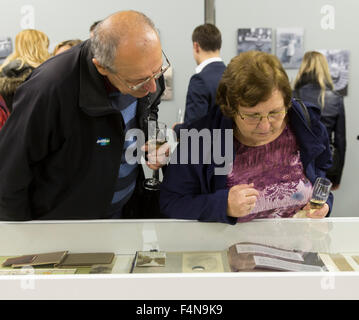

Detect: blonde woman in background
0,29,50,111
293,51,346,190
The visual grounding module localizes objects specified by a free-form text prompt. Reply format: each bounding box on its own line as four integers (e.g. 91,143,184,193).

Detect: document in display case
131,242,330,274
227,242,326,272
131,250,230,273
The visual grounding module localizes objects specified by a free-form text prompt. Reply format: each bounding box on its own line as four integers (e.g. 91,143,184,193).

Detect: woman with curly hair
161,51,333,223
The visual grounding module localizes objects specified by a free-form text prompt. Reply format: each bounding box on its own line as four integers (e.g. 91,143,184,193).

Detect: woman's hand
227,183,259,218
301,202,329,219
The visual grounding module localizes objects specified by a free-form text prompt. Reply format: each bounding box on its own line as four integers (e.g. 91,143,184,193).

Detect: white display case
0,217,358,299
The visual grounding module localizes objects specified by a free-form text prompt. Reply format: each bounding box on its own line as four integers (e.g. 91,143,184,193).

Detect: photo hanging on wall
237,28,272,54
0,37,13,65
161,66,173,100
276,28,304,69
318,49,349,96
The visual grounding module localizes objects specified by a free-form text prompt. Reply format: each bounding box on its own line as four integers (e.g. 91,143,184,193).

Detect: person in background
90,20,102,38
173,23,226,136
0,94,10,130
0,29,50,112
161,51,333,224
0,11,168,221
293,51,346,190
53,39,82,56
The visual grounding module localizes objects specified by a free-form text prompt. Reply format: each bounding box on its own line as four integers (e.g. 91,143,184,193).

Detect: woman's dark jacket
0,59,34,112
0,40,165,221
294,80,346,186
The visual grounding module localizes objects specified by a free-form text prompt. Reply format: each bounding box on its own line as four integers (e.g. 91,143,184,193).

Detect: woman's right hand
227,183,259,218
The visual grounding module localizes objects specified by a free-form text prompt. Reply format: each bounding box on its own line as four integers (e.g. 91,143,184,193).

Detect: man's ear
92,58,108,76
193,42,200,53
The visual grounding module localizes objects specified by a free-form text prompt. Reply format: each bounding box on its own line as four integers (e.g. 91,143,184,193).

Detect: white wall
217,0,359,217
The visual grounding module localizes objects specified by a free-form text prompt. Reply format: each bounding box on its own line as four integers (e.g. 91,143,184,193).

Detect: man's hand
227,183,259,218
141,142,170,170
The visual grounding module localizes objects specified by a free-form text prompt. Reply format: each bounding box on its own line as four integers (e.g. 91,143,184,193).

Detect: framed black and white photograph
161,66,173,100
318,49,349,96
237,28,272,54
0,37,13,64
276,28,304,69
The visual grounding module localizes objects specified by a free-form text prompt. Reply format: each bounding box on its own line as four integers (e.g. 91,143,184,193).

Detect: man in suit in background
173,23,226,136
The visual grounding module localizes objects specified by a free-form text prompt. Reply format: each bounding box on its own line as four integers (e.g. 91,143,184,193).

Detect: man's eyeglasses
111,50,171,91
237,108,287,125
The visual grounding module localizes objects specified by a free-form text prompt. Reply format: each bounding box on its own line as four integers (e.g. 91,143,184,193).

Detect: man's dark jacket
0,40,165,221
174,61,225,136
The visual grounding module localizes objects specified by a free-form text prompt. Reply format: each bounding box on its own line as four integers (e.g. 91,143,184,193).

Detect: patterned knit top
226,124,313,222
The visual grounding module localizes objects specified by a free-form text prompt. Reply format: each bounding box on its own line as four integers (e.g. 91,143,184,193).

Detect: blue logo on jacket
96,138,110,146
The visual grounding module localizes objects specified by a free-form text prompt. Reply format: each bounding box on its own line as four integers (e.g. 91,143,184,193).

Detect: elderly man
0,11,168,220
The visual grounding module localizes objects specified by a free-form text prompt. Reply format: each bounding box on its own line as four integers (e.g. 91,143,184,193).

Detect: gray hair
90,11,157,73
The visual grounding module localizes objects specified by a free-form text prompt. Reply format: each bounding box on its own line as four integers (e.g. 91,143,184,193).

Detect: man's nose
143,78,157,93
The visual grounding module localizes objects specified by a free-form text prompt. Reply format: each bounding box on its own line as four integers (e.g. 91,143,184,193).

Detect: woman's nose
257,116,271,129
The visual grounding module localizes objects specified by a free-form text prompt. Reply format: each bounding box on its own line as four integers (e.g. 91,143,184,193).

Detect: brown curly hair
217,51,292,119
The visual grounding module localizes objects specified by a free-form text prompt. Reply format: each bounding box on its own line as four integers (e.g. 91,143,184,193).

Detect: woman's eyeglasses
237,109,287,125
